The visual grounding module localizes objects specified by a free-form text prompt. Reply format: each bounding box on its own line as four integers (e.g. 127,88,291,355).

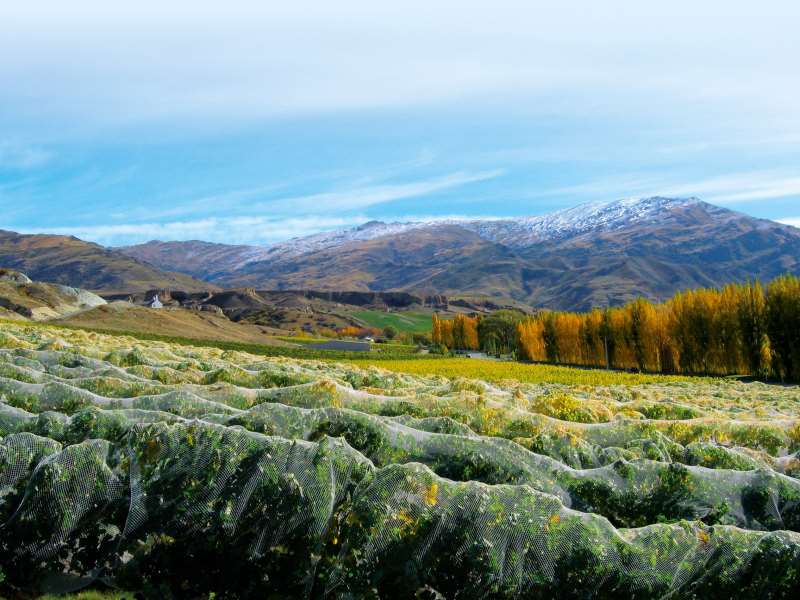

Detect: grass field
351,309,432,333
347,356,700,385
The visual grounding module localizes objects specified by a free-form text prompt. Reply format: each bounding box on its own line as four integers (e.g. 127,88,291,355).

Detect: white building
150,295,163,309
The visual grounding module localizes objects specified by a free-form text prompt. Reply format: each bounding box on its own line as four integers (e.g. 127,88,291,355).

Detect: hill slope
56,302,292,345
0,230,214,293
118,239,272,280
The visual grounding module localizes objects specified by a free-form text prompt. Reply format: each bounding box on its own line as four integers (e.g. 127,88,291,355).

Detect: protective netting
2,323,800,598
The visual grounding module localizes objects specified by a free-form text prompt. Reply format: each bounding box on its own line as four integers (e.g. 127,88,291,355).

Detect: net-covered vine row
1,323,800,598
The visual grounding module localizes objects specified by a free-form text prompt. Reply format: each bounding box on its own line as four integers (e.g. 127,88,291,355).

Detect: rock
0,268,32,284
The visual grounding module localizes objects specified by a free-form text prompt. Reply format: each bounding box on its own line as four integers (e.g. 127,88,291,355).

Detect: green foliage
766,274,800,381
737,280,769,377
476,309,524,355
411,332,430,346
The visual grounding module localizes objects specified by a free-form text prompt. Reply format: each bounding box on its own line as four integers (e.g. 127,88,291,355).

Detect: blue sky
1,1,799,246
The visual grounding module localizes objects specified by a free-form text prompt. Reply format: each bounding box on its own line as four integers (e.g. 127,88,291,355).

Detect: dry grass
56,303,292,346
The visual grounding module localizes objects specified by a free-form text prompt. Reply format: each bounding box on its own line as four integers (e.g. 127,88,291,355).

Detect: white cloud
22,215,371,246
2,2,799,236
8,167,506,245
658,172,800,204
533,169,800,206
81,169,505,227
1,2,799,131
105,157,465,223
252,170,505,213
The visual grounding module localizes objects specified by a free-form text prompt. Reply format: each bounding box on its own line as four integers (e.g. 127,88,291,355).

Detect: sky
1,1,799,247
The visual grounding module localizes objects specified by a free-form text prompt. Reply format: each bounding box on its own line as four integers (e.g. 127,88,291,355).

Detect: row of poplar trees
431,313,480,351
433,275,800,381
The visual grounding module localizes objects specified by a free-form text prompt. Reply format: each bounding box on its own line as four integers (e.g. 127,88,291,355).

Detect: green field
351,309,432,333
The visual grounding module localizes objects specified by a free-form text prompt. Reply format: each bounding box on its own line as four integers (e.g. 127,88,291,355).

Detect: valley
5,5,797,596
4,196,800,598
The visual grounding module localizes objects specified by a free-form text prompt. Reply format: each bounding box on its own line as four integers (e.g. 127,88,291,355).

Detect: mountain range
3,197,799,311
119,197,800,310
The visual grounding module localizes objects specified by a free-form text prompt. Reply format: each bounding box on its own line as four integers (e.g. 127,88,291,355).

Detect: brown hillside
0,230,215,293
57,303,292,345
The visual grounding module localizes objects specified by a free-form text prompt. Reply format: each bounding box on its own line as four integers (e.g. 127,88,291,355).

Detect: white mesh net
1,323,800,597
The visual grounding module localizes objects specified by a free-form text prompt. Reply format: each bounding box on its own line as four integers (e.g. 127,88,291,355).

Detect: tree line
432,275,800,381
431,313,480,351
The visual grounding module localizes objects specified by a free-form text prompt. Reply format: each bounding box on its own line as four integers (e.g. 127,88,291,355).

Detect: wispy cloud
2,2,800,240
21,215,371,246
105,154,455,223
252,169,505,213
17,208,515,247
658,171,800,204
534,169,800,206
106,181,296,222
3,162,506,246
0,140,51,169
533,175,664,200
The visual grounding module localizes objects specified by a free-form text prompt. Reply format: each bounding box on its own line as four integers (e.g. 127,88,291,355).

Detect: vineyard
347,357,698,386
1,322,800,598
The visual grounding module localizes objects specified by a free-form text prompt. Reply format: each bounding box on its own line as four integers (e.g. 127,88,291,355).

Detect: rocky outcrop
0,269,106,321
0,268,32,284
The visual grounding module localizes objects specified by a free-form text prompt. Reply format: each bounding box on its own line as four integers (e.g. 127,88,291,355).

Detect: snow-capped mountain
459,196,702,247
258,220,427,262
122,196,703,274
117,196,800,310
260,196,702,258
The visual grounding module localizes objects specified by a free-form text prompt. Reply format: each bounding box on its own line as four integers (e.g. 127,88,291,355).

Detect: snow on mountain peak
448,196,702,247
258,196,702,261
486,195,699,242
260,220,423,261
